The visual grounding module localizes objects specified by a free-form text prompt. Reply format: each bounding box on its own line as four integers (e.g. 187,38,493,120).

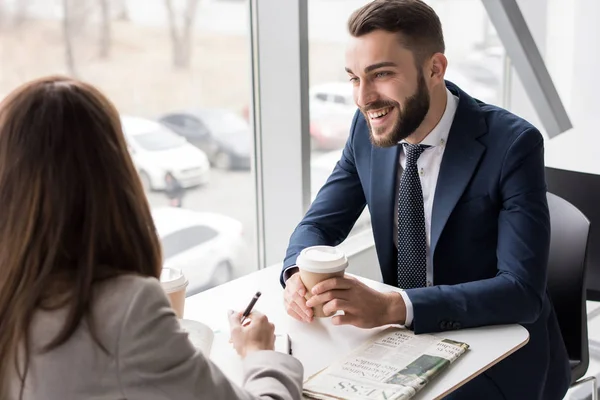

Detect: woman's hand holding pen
228,310,275,358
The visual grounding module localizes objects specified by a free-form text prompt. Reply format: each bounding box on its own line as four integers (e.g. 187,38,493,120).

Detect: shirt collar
400,88,458,148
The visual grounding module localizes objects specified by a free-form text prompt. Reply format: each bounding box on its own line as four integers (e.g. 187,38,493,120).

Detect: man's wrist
283,266,299,284
382,292,406,326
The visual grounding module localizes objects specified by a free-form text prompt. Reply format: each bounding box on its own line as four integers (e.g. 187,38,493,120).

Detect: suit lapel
430,85,487,256
370,144,400,256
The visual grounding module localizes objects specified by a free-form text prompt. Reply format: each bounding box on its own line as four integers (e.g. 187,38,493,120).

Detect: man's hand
283,272,314,323
306,275,406,328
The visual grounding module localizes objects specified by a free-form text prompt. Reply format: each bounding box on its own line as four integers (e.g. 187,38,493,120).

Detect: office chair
545,166,600,301
546,192,597,399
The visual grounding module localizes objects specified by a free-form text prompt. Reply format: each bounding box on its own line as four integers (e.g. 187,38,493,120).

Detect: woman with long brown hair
0,76,302,400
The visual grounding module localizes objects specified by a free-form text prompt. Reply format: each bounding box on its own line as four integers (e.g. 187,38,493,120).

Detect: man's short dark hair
348,0,445,66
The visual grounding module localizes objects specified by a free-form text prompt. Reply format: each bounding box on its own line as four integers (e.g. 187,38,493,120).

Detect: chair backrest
546,192,590,383
545,166,600,300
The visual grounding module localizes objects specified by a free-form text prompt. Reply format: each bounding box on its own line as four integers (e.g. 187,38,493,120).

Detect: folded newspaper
303,327,469,400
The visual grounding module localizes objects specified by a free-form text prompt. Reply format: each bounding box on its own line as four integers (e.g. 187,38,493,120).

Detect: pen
240,291,261,324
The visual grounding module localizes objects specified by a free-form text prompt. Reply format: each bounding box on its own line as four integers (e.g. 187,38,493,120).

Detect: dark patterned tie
397,143,428,289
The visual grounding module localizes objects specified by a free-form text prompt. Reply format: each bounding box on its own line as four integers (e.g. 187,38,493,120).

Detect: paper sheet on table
180,319,290,385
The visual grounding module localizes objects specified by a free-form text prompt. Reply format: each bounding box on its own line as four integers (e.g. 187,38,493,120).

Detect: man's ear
429,53,448,83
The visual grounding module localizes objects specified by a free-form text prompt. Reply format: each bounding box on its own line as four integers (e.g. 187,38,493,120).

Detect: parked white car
121,115,210,191
309,81,356,120
152,207,248,295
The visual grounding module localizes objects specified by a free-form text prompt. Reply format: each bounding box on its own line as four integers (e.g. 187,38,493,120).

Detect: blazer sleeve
116,277,304,400
281,110,367,286
405,128,550,334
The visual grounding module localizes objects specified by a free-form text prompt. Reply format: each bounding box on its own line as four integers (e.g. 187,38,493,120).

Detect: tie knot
402,143,428,164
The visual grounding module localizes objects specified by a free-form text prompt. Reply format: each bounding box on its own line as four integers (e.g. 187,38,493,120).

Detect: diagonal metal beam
482,0,572,137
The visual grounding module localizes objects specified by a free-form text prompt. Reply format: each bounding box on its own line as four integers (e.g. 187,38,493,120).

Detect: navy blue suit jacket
281,82,570,399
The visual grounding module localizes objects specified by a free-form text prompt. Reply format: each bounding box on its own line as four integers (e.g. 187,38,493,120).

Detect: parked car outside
121,115,211,191
310,113,352,151
152,207,249,295
309,82,356,150
309,81,356,120
158,108,251,170
241,81,357,151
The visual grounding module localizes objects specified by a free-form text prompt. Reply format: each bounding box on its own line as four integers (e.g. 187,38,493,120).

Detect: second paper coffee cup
160,267,189,319
297,245,348,318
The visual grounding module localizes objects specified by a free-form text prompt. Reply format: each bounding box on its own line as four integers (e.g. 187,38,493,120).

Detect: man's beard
362,71,430,148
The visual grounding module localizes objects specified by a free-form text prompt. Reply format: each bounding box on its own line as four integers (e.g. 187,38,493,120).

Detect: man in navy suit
280,0,570,398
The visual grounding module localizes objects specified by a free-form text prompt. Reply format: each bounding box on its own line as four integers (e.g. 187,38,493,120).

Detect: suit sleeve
280,111,367,286
117,277,304,400
405,128,550,334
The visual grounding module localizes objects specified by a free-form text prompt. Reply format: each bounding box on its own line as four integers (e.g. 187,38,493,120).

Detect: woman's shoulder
92,274,165,323
97,273,161,294
94,274,163,309
28,275,165,358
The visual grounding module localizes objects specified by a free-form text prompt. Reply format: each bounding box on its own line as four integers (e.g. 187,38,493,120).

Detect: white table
184,266,529,399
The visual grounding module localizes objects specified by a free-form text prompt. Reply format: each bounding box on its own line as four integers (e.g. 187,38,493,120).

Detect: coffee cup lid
296,245,348,273
160,267,189,293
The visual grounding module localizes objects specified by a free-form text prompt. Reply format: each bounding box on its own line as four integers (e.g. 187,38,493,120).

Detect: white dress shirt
397,88,459,326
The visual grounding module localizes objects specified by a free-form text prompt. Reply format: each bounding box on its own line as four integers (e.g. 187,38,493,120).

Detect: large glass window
0,0,256,294
507,0,600,173
431,0,505,106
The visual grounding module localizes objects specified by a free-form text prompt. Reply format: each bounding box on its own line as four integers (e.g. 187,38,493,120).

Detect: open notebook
178,319,290,384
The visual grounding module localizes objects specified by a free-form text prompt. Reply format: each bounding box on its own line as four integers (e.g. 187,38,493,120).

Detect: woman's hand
228,310,275,358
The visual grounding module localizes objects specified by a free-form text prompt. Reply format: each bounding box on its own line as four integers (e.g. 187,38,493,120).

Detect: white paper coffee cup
296,245,349,273
160,267,188,318
296,246,348,317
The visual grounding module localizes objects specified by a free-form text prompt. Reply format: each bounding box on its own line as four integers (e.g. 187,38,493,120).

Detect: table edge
432,326,530,400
